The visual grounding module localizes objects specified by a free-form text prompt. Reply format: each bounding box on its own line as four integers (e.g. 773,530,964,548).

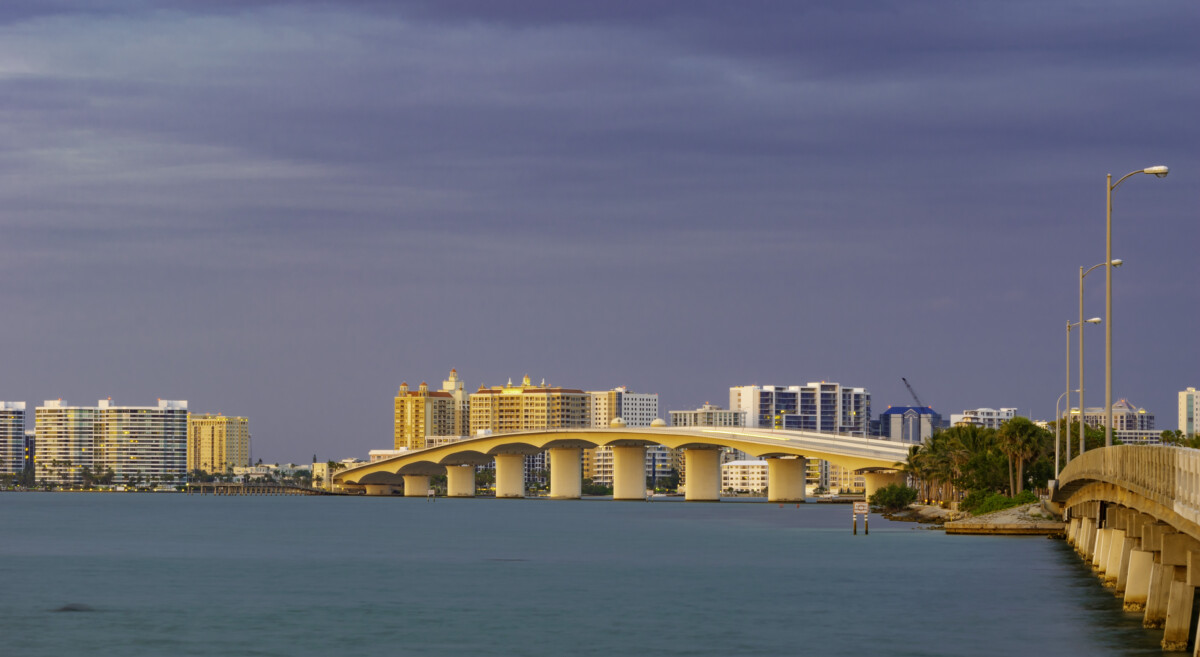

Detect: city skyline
1,1,1196,462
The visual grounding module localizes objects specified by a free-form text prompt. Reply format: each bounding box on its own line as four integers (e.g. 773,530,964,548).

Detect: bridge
333,426,910,501
1055,445,1200,652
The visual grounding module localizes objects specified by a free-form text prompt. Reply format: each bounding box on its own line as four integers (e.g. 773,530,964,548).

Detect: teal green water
0,494,1166,656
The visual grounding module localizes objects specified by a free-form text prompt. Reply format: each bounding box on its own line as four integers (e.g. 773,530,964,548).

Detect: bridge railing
1059,445,1200,526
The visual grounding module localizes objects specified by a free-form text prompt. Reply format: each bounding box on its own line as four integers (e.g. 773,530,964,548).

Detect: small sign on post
853,501,869,535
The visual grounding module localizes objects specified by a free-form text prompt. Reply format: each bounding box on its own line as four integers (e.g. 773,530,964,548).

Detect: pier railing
1057,445,1200,528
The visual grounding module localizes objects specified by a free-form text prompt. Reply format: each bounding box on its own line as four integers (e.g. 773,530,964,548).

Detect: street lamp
1107,166,1168,446
1075,258,1104,456
1054,388,1078,477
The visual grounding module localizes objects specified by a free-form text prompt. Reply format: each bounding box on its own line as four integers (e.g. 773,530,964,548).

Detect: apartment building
0,401,25,476
187,414,251,474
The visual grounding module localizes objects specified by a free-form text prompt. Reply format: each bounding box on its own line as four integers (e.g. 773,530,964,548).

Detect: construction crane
901,377,926,408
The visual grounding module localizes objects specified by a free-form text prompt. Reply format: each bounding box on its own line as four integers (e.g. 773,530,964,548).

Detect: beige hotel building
187,414,251,474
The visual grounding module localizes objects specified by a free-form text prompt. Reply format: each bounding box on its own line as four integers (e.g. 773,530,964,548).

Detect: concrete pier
494,454,525,498
446,465,475,497
548,448,582,499
403,475,430,497
766,457,806,503
1124,549,1154,611
612,446,647,500
683,449,720,502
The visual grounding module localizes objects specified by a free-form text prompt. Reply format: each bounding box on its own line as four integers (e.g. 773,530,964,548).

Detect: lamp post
1055,389,1080,477
1106,166,1168,446
1077,255,1105,457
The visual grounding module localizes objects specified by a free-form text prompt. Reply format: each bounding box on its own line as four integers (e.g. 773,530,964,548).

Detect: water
0,494,1167,656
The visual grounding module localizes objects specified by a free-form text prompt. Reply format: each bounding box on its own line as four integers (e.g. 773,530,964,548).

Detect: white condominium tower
1181,388,1199,436
35,399,188,485
0,401,25,476
730,383,871,434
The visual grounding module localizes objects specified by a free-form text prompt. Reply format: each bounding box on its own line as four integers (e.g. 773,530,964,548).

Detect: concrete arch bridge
1054,445,1200,651
334,426,911,502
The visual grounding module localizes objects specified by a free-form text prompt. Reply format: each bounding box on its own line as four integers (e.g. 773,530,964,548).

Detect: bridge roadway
334,426,910,501
1055,445,1200,652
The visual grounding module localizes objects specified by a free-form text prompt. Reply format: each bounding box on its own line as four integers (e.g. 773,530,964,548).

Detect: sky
1,1,1197,462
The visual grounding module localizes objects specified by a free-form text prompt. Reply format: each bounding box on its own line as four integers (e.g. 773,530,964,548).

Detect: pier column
612,446,647,500
1104,529,1126,585
1162,575,1194,651
1145,563,1175,629
494,454,526,499
364,484,395,496
548,448,582,500
1094,528,1111,571
1124,550,1154,611
403,475,430,497
1068,517,1081,547
1116,533,1139,592
445,465,476,497
767,457,807,502
862,471,904,501
684,449,720,502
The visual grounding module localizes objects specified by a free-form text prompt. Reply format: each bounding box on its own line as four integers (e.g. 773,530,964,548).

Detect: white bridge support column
446,465,475,497
494,454,526,499
862,471,904,501
403,475,430,497
1124,549,1154,611
684,449,720,502
767,457,807,503
1160,534,1200,650
1094,528,1112,572
549,448,582,500
1068,517,1081,547
612,446,647,500
1103,529,1126,586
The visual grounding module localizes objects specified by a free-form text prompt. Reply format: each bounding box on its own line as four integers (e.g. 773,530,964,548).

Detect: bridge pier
862,470,904,501
446,465,475,497
612,446,646,500
364,484,396,496
403,475,430,497
767,457,807,503
494,454,525,498
683,449,720,502
548,448,582,499
1124,549,1154,611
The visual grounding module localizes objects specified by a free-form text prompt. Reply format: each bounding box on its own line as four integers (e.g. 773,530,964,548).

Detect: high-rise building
1180,388,1199,436
187,414,251,474
0,401,25,476
729,383,871,434
35,399,187,486
878,406,941,443
469,375,589,434
669,403,745,427
950,408,1017,429
394,379,459,450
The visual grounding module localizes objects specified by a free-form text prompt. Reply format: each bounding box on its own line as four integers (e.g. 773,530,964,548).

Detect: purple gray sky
2,1,1197,462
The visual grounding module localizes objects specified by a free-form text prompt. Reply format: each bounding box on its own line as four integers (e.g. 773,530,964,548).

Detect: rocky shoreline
944,503,1065,535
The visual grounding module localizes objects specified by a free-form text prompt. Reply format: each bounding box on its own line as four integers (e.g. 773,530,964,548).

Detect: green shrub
959,489,992,513
869,484,918,511
1013,489,1038,504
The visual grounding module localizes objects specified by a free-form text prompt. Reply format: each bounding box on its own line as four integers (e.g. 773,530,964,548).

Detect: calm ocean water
0,493,1167,656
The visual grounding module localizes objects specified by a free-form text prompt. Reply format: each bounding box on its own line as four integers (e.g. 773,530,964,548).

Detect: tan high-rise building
469,375,589,435
187,414,251,474
394,378,459,450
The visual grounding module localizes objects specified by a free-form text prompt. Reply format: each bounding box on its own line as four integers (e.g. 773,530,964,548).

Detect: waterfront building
1181,387,1199,436
24,431,35,474
35,399,187,486
187,414,251,475
94,399,188,485
669,403,745,427
950,407,1017,429
878,406,941,443
34,400,97,485
1067,400,1157,444
721,459,768,494
312,459,365,491
729,383,871,434
469,375,590,434
394,374,463,450
0,401,25,476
